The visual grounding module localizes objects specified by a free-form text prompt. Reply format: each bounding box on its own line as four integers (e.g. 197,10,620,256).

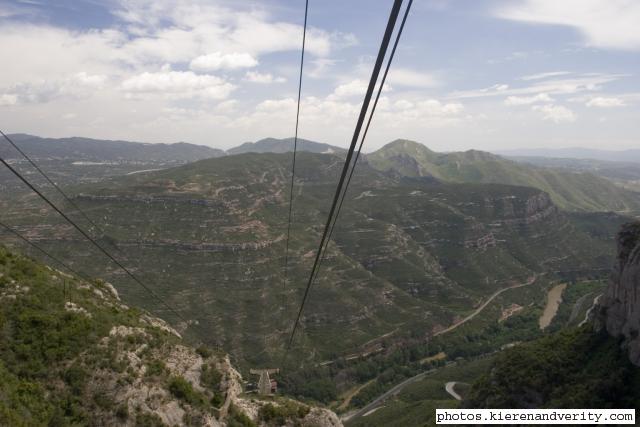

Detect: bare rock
596,221,640,366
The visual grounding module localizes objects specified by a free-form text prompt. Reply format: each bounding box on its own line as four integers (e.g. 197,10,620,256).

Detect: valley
1,135,638,420
3,1,639,424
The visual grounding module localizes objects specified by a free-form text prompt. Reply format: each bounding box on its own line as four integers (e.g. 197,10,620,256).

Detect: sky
0,0,638,152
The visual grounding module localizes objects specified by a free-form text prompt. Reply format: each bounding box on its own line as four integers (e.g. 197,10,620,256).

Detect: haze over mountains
0,134,343,161
496,147,640,163
0,134,226,162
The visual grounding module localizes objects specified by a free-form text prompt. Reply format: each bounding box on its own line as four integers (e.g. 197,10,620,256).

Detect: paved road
433,275,538,337
342,275,538,423
341,366,442,422
445,382,462,400
579,293,602,327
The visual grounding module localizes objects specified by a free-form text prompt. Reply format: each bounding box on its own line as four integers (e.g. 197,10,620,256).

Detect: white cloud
504,93,554,105
328,79,392,101
451,74,622,99
520,71,571,81
393,99,414,110
0,72,109,105
190,52,258,72
532,104,576,123
496,0,640,51
256,98,297,112
387,68,440,88
329,79,369,100
244,71,286,84
73,72,108,88
121,71,234,100
0,94,18,106
417,99,464,116
492,84,509,91
308,58,339,79
586,96,626,107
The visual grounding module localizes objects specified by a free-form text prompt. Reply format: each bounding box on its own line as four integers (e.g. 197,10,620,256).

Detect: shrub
63,365,87,396
168,376,206,408
146,359,166,377
228,403,256,427
259,401,310,426
200,363,222,390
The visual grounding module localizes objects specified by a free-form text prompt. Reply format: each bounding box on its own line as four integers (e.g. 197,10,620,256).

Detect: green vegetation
548,280,607,330
135,412,166,427
367,139,640,212
168,376,208,408
3,151,620,373
0,246,227,425
466,327,640,409
3,149,630,408
258,401,310,426
346,358,493,427
228,403,257,427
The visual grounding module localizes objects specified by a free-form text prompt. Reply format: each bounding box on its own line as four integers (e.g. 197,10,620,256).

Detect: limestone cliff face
484,191,558,226
0,246,342,427
597,221,640,366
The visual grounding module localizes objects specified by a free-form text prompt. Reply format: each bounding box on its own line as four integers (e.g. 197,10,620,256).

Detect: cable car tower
250,369,280,395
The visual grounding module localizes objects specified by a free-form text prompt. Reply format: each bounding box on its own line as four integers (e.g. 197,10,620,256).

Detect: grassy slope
367,140,640,212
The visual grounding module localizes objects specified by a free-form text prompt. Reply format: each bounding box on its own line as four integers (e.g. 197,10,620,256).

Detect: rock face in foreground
0,246,341,427
597,221,640,366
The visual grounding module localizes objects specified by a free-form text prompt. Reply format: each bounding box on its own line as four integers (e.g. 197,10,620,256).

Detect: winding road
341,366,442,422
342,275,538,423
433,275,538,337
445,382,462,400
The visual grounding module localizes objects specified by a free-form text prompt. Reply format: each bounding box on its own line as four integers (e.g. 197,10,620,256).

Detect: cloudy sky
0,0,638,151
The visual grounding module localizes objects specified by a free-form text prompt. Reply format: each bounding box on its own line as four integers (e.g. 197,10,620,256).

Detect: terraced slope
367,140,640,212
0,153,617,367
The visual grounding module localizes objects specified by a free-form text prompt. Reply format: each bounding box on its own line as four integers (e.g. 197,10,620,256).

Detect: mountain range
367,139,640,212
3,134,639,214
1,133,640,418
0,134,226,162
1,150,627,366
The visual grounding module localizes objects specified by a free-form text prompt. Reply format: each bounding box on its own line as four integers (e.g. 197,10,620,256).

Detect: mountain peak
378,139,436,155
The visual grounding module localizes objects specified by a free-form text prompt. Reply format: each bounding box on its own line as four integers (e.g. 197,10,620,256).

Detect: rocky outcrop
493,192,558,226
596,221,640,366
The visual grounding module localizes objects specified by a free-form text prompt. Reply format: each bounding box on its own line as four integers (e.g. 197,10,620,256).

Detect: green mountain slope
0,246,340,426
465,327,640,409
367,140,640,212
0,134,225,162
0,134,226,199
1,152,619,368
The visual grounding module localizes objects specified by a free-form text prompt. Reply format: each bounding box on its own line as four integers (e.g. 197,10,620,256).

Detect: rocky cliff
596,221,640,366
0,245,341,427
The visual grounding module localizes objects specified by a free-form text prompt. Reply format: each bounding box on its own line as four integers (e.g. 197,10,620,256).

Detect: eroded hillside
0,152,620,368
